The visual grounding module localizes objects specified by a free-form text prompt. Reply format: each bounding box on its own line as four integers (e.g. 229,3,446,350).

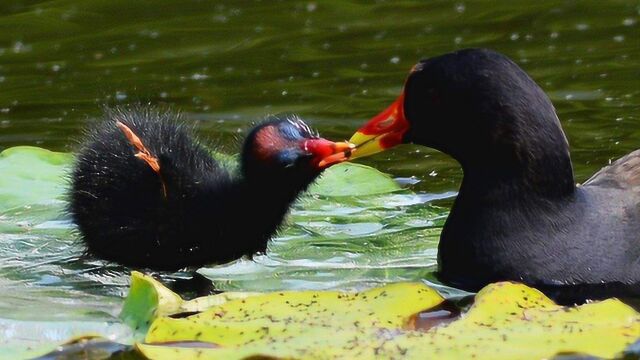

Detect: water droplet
306,2,317,12
12,41,31,54
575,23,589,31
212,15,228,23
191,73,208,80
613,35,624,42
510,33,519,41
455,3,465,13
389,56,400,64
115,91,127,101
281,90,288,96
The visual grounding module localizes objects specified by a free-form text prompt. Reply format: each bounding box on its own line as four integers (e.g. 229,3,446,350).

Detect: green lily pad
120,271,260,339
130,273,639,359
119,271,184,338
0,146,72,213
309,162,401,197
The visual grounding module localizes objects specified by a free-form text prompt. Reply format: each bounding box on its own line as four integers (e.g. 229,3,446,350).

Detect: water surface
0,0,638,350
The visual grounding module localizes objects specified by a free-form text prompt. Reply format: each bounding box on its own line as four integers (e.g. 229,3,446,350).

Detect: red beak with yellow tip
303,138,355,169
348,93,409,160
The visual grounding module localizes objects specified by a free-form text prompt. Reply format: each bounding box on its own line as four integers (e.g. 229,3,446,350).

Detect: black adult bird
69,108,351,270
346,48,640,301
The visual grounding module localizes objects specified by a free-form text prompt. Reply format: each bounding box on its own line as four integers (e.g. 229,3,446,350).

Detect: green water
0,0,638,354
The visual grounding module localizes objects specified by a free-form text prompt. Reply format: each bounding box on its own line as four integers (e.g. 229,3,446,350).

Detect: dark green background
0,0,637,193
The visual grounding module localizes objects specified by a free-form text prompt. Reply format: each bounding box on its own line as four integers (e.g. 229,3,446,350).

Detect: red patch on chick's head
252,125,294,162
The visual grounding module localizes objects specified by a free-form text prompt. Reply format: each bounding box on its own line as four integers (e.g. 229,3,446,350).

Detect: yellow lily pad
385,282,640,359
130,274,639,359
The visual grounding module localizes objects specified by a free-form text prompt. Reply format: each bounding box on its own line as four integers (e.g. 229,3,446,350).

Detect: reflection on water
0,0,638,349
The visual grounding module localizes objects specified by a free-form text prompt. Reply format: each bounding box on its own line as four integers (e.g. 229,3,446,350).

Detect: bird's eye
274,148,305,168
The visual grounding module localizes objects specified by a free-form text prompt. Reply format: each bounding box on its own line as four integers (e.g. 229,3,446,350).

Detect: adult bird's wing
582,149,640,192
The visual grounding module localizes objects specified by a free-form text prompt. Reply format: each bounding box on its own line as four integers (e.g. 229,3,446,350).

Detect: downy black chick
69,107,351,270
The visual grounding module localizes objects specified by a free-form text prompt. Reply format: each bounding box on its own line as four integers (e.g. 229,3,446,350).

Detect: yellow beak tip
345,132,385,160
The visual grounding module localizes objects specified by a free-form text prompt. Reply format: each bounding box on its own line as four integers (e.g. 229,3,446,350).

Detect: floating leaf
0,146,72,213
309,162,401,197
133,274,639,359
120,271,260,339
180,291,261,313
385,282,640,359
120,271,184,338
0,314,132,360
19,336,130,360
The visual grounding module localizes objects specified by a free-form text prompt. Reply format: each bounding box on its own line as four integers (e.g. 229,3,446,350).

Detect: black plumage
351,49,640,302
69,107,345,270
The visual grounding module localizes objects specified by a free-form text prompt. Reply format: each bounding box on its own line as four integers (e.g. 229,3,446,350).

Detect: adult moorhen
346,48,639,301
